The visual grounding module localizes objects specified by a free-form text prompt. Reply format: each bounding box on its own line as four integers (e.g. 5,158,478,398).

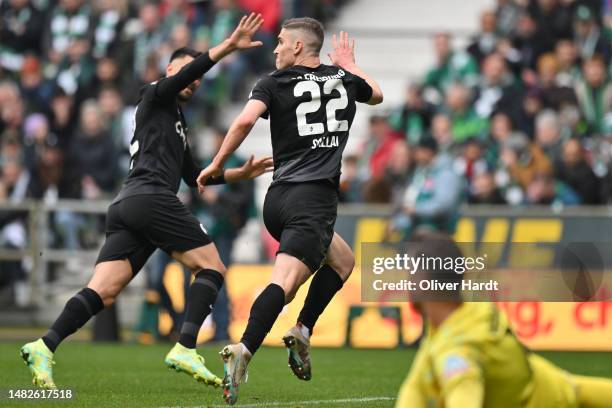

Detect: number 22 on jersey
294,79,348,137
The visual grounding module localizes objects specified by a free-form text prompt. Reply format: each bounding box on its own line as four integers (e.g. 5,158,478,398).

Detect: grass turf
1,341,611,408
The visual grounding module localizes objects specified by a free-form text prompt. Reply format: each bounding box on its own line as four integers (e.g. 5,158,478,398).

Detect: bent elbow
369,90,384,105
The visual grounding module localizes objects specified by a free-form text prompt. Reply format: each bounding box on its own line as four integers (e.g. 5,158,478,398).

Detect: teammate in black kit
198,18,383,405
20,13,272,391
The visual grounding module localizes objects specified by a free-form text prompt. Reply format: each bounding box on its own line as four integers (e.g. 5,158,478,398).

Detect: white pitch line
160,396,395,408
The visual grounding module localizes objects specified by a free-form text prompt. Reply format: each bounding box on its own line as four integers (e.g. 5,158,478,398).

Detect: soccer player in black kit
198,18,383,404
20,13,272,391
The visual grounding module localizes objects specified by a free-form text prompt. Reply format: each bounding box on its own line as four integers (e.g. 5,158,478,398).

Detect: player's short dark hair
406,231,464,301
282,17,324,55
169,47,201,63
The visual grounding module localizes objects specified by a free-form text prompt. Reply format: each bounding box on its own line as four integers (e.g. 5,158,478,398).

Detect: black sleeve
249,75,277,119
181,144,203,187
350,73,373,103
181,144,227,187
154,51,216,101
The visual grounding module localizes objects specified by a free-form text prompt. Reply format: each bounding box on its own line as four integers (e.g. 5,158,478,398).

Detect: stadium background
1,0,612,390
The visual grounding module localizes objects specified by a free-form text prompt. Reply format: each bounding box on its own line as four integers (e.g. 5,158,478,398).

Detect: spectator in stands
430,113,455,153
18,56,55,116
0,80,24,135
90,0,128,60
527,0,572,57
574,55,612,134
554,137,601,204
339,155,363,203
468,171,507,204
49,88,78,149
119,2,163,79
454,138,490,187
22,113,56,170
573,5,611,64
358,115,401,180
554,38,581,86
473,53,520,118
486,111,514,163
495,0,522,38
0,0,45,73
536,52,578,110
159,0,193,40
384,141,413,203
499,131,552,190
525,172,581,205
443,83,488,143
467,9,499,64
97,85,128,157
388,137,464,239
514,87,544,138
78,56,121,102
511,12,548,71
535,109,564,163
69,100,118,199
43,0,92,67
388,83,434,144
55,37,95,96
424,32,479,97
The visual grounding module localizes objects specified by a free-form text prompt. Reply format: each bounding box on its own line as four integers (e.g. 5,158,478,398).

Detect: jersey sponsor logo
442,355,471,380
311,135,339,149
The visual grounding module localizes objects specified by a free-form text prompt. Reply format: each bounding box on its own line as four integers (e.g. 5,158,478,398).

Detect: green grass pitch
1,341,612,407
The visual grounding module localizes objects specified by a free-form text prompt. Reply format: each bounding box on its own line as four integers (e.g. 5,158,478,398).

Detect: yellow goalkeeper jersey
396,303,577,408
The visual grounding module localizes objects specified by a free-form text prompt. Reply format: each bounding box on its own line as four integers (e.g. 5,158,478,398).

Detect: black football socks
178,269,224,349
42,287,104,352
298,264,344,335
240,283,285,355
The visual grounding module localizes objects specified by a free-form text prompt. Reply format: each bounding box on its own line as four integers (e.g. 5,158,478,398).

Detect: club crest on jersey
311,135,339,149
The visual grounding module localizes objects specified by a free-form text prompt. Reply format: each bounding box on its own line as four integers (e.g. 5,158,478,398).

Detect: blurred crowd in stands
340,0,612,237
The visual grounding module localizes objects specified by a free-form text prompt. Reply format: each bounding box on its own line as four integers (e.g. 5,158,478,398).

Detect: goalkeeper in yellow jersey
395,232,612,408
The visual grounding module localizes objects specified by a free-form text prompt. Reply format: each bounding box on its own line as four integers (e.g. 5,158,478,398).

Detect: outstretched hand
328,31,356,69
197,162,223,194
240,155,274,179
228,13,264,50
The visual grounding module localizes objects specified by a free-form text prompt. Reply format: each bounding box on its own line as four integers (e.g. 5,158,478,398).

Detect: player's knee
190,260,227,276
88,285,117,307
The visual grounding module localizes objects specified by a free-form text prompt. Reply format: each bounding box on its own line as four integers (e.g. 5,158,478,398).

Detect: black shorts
263,180,338,272
96,194,212,275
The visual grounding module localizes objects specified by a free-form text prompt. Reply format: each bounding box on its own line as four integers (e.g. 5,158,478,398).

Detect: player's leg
297,232,354,335
574,375,612,408
284,232,354,381
220,252,311,404
138,195,226,386
21,215,152,390
170,243,227,352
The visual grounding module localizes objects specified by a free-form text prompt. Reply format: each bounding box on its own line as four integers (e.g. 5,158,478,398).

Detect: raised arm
196,99,269,193
155,13,263,100
328,31,383,105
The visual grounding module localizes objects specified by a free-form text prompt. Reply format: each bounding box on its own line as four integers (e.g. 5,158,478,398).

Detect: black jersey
113,52,218,204
249,64,372,185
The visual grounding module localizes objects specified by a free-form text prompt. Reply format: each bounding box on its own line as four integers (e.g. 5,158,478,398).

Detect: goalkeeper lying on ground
395,232,612,408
